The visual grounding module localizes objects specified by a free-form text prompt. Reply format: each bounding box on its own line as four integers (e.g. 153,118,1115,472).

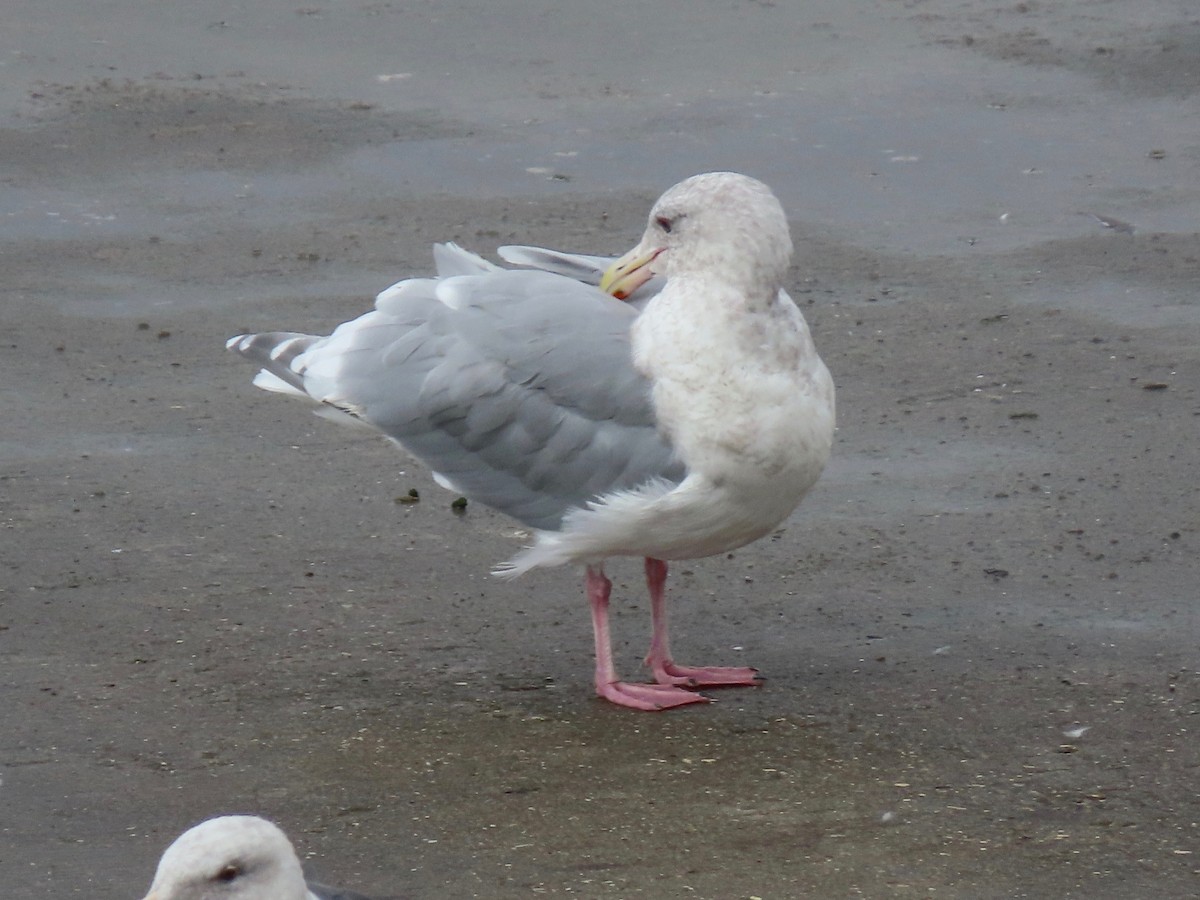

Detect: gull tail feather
493,479,677,578
226,332,321,397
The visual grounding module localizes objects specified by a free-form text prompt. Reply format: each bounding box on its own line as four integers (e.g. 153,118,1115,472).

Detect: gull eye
214,864,242,883
654,215,673,234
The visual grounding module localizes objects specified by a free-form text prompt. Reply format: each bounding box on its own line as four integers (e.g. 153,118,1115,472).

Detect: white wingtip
251,369,308,397
268,336,309,362
431,471,462,493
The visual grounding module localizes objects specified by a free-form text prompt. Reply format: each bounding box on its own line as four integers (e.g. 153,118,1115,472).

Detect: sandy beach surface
3,1,1198,897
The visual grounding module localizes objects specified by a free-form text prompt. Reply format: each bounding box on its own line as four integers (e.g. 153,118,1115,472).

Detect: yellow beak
599,245,662,300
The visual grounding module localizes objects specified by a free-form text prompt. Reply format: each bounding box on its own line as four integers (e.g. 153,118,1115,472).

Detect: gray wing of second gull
307,879,376,900
234,265,684,531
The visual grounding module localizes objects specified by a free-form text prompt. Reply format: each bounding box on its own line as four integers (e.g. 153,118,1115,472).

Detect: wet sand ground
3,1,1198,897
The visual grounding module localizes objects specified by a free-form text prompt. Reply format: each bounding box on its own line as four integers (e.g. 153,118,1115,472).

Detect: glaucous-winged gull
227,172,835,710
141,815,370,900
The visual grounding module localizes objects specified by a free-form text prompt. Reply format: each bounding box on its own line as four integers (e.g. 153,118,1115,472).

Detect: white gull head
601,172,793,302
141,816,313,900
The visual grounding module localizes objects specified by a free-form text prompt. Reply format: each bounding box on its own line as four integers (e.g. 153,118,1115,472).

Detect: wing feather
227,248,683,530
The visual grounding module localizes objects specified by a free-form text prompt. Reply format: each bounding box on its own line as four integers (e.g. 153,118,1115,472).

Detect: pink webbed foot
648,659,764,688
640,557,764,690
597,680,711,711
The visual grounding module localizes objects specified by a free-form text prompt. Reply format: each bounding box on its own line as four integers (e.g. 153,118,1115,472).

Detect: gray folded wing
229,261,683,531
307,880,375,900
497,245,664,310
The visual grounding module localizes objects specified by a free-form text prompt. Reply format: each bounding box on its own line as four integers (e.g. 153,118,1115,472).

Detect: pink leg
643,557,763,688
587,564,708,710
